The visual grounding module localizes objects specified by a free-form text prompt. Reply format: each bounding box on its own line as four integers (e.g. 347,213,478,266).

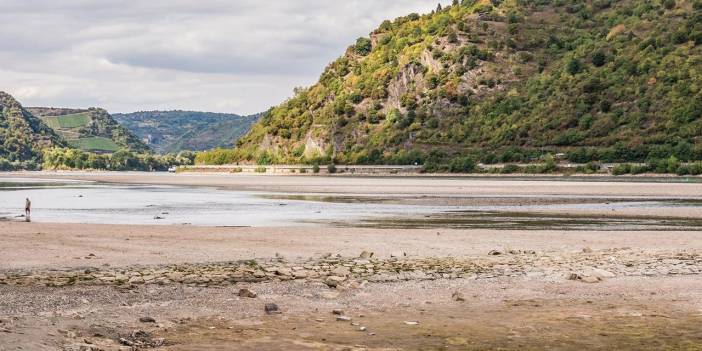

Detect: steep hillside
209,0,702,166
0,92,65,169
113,111,261,154
28,107,150,153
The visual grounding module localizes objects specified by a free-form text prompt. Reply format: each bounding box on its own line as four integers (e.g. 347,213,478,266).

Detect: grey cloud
0,1,443,114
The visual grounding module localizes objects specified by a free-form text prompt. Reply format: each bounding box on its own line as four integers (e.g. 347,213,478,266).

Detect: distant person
25,198,31,222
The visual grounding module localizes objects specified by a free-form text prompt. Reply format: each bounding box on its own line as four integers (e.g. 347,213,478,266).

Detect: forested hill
113,111,261,154
203,0,702,166
28,107,150,154
0,92,65,170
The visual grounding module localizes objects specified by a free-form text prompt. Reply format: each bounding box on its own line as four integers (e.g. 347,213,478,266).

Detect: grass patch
56,113,91,128
41,113,91,130
70,137,120,152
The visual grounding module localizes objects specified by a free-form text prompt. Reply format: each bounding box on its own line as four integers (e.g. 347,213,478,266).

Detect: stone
582,247,594,253
264,303,281,314
567,273,581,281
404,321,420,325
488,250,503,256
238,288,257,298
324,276,346,288
332,309,344,315
139,317,156,323
336,316,352,322
359,251,374,259
452,291,466,302
587,268,616,279
581,276,601,284
331,267,351,277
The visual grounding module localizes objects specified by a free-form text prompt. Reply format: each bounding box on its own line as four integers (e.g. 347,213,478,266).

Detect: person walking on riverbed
25,198,31,222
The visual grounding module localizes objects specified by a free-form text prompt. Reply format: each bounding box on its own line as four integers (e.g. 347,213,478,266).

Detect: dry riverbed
1,173,702,350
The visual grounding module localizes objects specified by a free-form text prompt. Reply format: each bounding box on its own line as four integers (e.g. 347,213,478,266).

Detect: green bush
449,156,476,173
255,166,267,173
612,164,632,176
313,164,320,173
327,164,338,174
501,164,520,174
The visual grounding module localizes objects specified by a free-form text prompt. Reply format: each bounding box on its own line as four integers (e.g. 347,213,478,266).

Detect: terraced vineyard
70,136,120,152
29,107,149,153
38,113,116,151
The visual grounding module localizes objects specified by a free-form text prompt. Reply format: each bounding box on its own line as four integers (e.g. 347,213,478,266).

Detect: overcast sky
0,1,442,114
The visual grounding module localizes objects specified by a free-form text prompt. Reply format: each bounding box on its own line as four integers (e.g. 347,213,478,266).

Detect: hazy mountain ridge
113,111,261,154
201,0,702,166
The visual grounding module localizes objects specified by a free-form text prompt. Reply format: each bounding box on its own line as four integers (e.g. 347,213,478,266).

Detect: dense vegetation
0,92,66,170
42,147,195,171
114,111,261,154
0,92,192,171
200,0,702,170
28,107,150,153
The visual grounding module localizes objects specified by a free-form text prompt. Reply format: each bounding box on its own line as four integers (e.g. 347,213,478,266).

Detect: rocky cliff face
204,0,702,165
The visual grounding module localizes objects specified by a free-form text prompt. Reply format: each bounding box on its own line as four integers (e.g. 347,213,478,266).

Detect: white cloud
0,0,443,114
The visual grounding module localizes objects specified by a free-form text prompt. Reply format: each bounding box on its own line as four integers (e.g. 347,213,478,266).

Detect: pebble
139,317,156,323
264,303,281,314
238,288,257,298
336,316,352,322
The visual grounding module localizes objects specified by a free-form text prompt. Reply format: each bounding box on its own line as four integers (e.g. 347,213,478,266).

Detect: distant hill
215,0,702,166
113,111,261,154
0,92,66,169
27,107,150,154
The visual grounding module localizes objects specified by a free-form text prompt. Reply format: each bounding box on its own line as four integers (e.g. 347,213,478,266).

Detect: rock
332,309,344,315
358,326,367,331
336,316,352,322
264,303,281,314
359,251,374,259
488,250,503,256
331,267,351,277
582,247,594,253
139,317,156,323
588,268,616,279
567,273,581,281
238,288,257,298
324,276,346,288
581,276,601,284
452,291,466,302
275,267,292,276
404,321,420,325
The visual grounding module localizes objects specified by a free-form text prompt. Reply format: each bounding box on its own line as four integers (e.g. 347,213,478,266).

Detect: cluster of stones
0,256,487,288
0,249,700,288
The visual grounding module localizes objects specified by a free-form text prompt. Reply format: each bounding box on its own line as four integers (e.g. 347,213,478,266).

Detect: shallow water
2,177,701,230
0,179,449,227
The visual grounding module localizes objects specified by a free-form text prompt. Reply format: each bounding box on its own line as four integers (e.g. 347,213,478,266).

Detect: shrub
501,164,520,174
449,156,477,173
255,166,267,173
313,164,320,173
327,164,338,174
612,164,632,176
354,37,372,56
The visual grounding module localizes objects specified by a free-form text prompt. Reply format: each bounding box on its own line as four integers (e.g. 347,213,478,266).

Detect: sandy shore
1,222,702,271
1,172,702,350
